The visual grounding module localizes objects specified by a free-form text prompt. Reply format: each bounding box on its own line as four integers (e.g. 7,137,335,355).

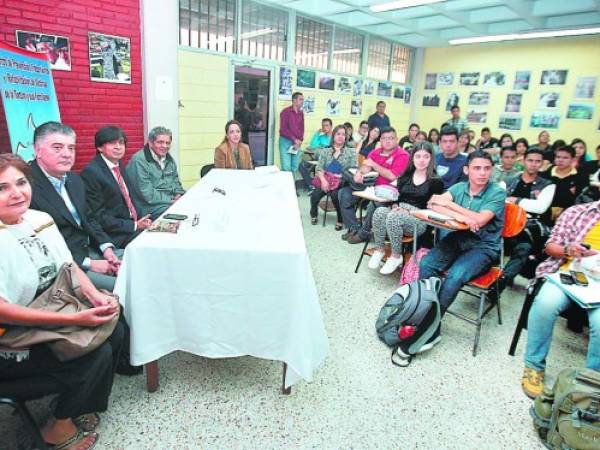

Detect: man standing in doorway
279,91,304,172
367,101,391,130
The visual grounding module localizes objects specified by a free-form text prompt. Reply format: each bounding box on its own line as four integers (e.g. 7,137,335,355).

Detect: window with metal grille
179,0,236,53
366,37,392,80
391,44,411,83
332,28,363,75
294,16,332,70
240,1,288,62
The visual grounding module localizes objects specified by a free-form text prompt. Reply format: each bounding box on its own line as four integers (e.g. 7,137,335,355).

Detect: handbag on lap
312,158,343,190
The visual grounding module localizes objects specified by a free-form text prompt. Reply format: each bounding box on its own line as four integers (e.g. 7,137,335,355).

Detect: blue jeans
524,281,600,371
279,136,300,172
419,232,497,313
338,186,380,236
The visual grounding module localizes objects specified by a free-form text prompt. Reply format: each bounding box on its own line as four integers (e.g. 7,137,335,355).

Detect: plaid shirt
535,201,600,278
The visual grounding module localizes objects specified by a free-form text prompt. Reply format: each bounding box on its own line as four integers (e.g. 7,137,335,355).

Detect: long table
114,168,329,393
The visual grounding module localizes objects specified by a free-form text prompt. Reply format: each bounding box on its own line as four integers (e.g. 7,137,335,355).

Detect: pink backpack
399,248,430,286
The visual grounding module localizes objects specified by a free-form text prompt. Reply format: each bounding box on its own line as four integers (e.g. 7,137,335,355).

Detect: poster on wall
353,79,362,97
278,67,293,99
498,115,522,131
425,73,437,89
301,96,315,114
483,71,505,87
377,81,392,97
15,30,71,71
574,76,597,99
437,72,454,86
505,94,522,113
88,32,131,84
319,74,335,90
364,81,375,95
513,71,531,90
466,109,487,123
393,86,404,99
566,103,595,120
540,70,568,85
530,111,560,129
351,100,362,115
445,92,459,111
468,92,489,106
422,95,440,107
325,98,340,115
459,72,480,86
404,87,412,104
338,77,352,93
296,69,315,89
538,92,560,108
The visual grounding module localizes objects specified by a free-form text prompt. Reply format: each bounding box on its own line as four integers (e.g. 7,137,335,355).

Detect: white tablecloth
114,168,328,387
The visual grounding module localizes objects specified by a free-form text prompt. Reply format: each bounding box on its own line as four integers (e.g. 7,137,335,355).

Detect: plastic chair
200,164,215,178
446,203,527,356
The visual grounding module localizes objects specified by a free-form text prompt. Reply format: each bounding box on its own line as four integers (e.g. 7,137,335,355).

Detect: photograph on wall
338,76,352,94
404,87,412,104
351,100,362,116
425,73,437,90
566,103,595,120
364,81,375,95
513,71,531,90
538,92,560,108
466,109,487,124
319,74,335,91
574,76,597,99
301,96,315,115
296,69,315,89
437,72,454,86
540,70,568,85
459,72,480,86
88,32,131,84
422,95,440,107
377,81,392,97
393,86,404,99
498,115,522,131
15,30,71,71
278,67,293,99
353,79,362,97
468,91,489,106
326,98,340,116
505,93,522,113
530,111,560,129
483,71,506,87
445,92,459,111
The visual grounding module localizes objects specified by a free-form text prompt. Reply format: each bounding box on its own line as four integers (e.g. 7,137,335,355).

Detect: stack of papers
544,272,600,309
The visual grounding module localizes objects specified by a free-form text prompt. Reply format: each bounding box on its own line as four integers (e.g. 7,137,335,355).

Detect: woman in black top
368,141,444,274
357,126,381,159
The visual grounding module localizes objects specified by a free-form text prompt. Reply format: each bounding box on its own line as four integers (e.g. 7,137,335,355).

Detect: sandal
310,217,318,225
48,429,98,450
74,413,100,432
335,223,343,231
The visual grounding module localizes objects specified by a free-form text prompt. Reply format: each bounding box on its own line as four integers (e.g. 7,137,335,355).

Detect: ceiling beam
502,0,545,29
426,3,488,36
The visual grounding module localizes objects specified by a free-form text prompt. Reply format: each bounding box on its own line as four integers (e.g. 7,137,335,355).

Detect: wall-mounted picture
530,111,560,129
353,79,362,97
437,72,454,86
326,98,340,115
468,92,489,106
499,115,523,131
513,71,531,90
538,92,560,108
279,67,293,99
404,87,412,104
466,109,487,123
566,103,595,120
377,81,392,97
338,76,352,93
15,30,71,71
351,100,362,115
574,76,597,99
540,70,568,85
505,94,522,113
425,73,437,90
319,74,335,90
422,95,440,107
88,32,131,83
483,71,506,87
459,72,480,86
445,92,459,111
296,69,315,89
302,96,315,114
393,86,404,99
364,81,375,95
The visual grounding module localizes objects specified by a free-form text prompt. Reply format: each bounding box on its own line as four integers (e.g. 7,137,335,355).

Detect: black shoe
342,230,356,240
347,233,368,244
116,359,143,376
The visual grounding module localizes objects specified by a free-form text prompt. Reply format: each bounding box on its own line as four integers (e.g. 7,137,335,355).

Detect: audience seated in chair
436,127,467,190
357,126,381,160
491,146,519,186
398,123,420,150
299,118,332,192
214,120,254,170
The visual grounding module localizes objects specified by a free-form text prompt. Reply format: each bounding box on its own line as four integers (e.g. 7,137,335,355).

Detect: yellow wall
414,37,600,155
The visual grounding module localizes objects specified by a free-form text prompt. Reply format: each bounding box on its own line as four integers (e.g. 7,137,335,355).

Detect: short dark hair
552,139,566,151
95,126,127,152
515,137,529,149
322,118,332,126
359,120,368,127
0,153,32,184
376,101,386,107
466,150,493,166
525,147,544,158
343,122,353,129
34,121,75,145
408,123,420,131
292,92,303,100
380,126,396,137
556,145,575,158
440,126,458,140
481,127,491,134
450,105,460,112
500,146,516,157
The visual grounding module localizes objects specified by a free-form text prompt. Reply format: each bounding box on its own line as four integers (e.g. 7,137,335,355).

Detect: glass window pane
240,0,288,62
332,28,363,75
391,44,411,83
366,37,391,80
180,0,235,53
294,16,332,70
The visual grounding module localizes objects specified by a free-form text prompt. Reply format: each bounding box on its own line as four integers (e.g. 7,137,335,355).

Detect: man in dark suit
80,126,152,248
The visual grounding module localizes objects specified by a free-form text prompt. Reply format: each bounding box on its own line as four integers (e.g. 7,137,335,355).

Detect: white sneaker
368,250,385,269
417,336,442,354
380,256,403,275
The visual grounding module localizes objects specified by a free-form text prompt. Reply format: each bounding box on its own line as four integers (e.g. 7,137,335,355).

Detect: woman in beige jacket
214,120,254,170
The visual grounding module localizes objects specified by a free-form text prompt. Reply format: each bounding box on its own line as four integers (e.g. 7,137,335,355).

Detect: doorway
233,66,270,166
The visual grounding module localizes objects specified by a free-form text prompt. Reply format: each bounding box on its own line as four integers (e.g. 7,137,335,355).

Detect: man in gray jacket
126,126,185,219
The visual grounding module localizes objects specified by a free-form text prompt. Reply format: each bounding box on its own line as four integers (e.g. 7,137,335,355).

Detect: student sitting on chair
299,118,332,192
214,120,254,170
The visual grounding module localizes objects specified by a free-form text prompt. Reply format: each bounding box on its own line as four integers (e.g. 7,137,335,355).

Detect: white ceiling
262,0,600,47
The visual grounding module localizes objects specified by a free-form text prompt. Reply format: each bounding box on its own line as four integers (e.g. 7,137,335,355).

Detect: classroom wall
414,37,600,156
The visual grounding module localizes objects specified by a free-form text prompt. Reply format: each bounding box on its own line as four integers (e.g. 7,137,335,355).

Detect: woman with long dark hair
214,120,254,170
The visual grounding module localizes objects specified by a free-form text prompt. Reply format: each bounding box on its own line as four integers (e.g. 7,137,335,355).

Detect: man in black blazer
81,126,152,248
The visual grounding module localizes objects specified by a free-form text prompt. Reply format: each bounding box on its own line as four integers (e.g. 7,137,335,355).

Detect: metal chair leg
473,292,486,357
322,193,329,227
496,285,503,325
354,238,370,273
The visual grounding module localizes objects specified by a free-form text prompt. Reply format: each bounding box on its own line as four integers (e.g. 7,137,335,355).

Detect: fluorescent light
370,0,445,13
449,27,600,45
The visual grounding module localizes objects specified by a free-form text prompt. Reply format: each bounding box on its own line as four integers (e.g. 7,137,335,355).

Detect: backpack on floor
531,367,600,450
375,276,441,367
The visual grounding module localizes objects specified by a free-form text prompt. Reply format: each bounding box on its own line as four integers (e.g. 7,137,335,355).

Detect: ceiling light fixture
449,27,600,45
370,0,446,13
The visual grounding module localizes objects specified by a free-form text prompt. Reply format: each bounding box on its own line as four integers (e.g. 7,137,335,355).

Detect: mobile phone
559,273,575,285
163,214,188,221
570,270,589,287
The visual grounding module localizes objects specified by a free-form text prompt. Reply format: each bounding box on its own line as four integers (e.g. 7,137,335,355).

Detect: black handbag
342,168,377,191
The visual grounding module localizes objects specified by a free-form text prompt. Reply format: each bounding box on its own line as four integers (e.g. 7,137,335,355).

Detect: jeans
419,232,498,313
338,186,380,237
279,136,300,172
502,237,534,288
525,281,600,371
298,161,315,190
